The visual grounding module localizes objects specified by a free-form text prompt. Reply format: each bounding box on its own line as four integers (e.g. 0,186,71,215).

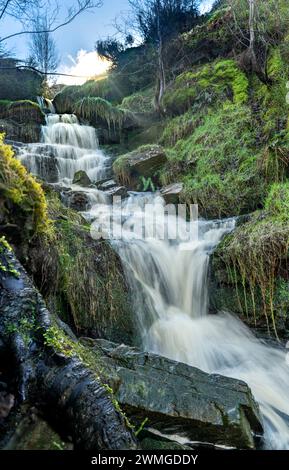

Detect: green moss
265,182,289,219
162,103,273,218
74,96,131,131
0,236,20,277
36,192,133,343
163,59,249,115
121,88,155,114
252,47,289,141
0,134,52,238
214,184,289,337
161,110,204,146
53,77,112,114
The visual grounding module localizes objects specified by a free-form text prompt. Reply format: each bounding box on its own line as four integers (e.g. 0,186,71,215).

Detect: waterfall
37,96,56,114
18,114,109,184
88,192,289,449
17,109,289,449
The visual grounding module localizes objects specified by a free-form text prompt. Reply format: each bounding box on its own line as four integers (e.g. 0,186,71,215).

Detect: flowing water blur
89,193,289,449
19,114,109,184
18,113,289,449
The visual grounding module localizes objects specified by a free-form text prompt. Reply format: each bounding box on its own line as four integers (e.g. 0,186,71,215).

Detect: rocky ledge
81,338,264,449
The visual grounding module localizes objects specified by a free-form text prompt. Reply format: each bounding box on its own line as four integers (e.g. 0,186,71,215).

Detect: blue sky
1,0,215,71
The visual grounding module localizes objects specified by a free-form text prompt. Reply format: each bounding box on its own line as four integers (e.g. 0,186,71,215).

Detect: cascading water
19,113,109,184
88,192,289,450
17,109,289,450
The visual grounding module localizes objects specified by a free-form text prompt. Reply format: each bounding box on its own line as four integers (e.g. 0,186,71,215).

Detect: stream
18,112,289,450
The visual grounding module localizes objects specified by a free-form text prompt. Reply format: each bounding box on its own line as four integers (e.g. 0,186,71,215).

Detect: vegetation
214,184,289,337
74,97,132,131
0,134,51,242
31,191,134,344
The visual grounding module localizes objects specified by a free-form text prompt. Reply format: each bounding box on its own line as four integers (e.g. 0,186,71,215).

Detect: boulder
96,178,128,200
113,145,167,190
97,179,118,191
63,190,91,212
83,339,263,449
106,186,128,200
73,170,92,187
160,183,184,204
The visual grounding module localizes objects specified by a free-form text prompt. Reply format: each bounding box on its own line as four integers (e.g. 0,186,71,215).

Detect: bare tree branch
0,0,102,43
0,0,13,21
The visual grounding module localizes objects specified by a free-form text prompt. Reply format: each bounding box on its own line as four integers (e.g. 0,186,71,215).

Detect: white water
18,113,289,449
88,192,289,449
19,114,109,184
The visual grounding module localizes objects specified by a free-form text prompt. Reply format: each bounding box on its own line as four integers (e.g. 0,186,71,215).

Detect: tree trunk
154,3,166,115
248,0,258,72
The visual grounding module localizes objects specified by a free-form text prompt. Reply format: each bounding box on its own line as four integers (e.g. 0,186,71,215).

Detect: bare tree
28,8,60,76
126,0,200,113
227,0,289,83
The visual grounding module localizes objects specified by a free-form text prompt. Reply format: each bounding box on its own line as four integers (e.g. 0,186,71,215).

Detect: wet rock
97,179,118,191
4,412,72,450
90,339,263,449
4,140,26,155
0,392,14,419
105,186,128,200
73,170,91,187
0,119,42,143
160,183,184,204
18,145,59,183
96,178,128,200
63,190,91,212
0,248,137,450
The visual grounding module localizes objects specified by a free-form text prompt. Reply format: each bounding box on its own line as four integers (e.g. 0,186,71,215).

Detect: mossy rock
72,170,92,187
113,144,167,190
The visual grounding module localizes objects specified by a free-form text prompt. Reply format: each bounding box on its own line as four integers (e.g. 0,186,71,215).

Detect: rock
0,392,14,419
113,145,167,190
96,178,128,200
18,144,59,183
0,247,137,450
73,170,92,187
4,412,72,450
63,190,91,212
0,119,42,143
97,179,118,191
160,183,184,204
90,339,263,449
4,140,26,155
105,186,128,200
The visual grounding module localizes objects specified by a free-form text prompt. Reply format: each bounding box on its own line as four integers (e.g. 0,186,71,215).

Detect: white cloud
200,0,215,14
58,50,111,86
